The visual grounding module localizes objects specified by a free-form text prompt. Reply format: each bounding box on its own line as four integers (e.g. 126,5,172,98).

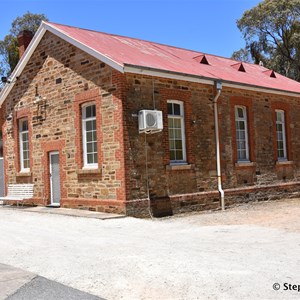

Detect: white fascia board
124,65,214,86
124,65,300,98
44,22,124,73
223,82,300,98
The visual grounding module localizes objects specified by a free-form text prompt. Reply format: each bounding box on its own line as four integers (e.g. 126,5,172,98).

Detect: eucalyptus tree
232,0,300,81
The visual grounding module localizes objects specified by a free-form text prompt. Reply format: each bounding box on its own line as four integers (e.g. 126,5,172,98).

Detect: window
167,101,186,163
19,119,30,171
82,103,98,168
275,110,287,160
235,106,249,162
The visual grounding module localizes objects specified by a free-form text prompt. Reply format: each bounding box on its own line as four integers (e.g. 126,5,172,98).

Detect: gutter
213,81,225,211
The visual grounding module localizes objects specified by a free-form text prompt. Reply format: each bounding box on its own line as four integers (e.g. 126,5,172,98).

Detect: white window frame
19,118,30,172
275,109,287,161
167,100,187,164
82,102,98,169
235,106,250,162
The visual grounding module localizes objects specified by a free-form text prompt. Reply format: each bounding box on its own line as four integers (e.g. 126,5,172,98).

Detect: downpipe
213,81,225,211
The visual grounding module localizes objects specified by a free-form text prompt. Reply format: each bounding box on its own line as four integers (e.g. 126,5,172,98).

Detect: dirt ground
0,198,300,299
168,198,300,232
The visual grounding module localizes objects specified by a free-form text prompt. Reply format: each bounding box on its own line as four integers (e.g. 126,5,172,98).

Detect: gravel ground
0,198,300,299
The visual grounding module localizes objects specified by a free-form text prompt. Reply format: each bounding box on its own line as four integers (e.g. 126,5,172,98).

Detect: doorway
49,151,61,206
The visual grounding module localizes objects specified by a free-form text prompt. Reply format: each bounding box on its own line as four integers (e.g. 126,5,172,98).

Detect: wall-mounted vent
263,70,276,78
193,55,209,65
138,110,163,134
231,62,246,72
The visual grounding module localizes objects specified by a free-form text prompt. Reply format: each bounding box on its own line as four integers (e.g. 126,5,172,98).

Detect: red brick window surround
18,118,30,172
167,100,186,163
230,97,255,164
13,108,33,174
160,88,194,166
74,89,102,169
271,102,291,162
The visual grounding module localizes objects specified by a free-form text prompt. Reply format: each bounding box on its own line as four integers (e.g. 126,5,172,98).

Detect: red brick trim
112,71,127,201
160,88,194,165
271,102,292,161
230,96,255,164
74,88,102,169
13,108,33,173
41,140,66,204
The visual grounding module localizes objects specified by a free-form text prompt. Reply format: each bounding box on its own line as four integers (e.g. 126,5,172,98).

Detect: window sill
276,160,293,166
77,168,102,175
16,171,32,177
235,161,256,168
166,164,194,171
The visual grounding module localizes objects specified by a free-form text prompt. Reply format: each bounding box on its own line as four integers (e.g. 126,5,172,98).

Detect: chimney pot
17,30,34,58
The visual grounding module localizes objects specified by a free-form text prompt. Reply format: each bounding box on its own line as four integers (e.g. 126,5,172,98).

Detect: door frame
49,151,60,206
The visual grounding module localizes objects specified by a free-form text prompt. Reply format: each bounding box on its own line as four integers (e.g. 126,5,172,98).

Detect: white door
0,158,4,197
49,151,61,206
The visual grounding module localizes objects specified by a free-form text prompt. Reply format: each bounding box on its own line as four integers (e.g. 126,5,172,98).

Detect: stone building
1,21,300,217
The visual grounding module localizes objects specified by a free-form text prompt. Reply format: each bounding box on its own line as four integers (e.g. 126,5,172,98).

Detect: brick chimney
17,30,34,58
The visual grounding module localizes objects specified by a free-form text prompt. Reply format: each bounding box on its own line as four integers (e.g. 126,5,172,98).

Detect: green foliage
234,0,300,81
0,11,48,78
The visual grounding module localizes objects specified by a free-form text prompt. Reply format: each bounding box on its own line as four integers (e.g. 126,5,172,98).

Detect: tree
0,12,48,79
233,0,300,81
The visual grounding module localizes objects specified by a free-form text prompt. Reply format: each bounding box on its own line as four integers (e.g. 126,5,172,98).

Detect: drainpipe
213,81,225,211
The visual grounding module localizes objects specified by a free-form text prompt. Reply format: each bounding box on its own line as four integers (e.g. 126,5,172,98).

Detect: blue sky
1,0,261,58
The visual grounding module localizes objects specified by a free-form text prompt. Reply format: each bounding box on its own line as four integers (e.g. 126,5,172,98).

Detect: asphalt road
0,264,103,300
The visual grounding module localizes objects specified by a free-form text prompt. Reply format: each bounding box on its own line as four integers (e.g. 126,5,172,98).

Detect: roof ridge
46,21,248,65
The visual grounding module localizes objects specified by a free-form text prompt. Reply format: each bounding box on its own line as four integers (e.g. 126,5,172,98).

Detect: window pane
278,149,284,158
175,140,183,150
176,150,183,160
169,140,175,150
23,151,28,160
276,124,282,132
86,132,93,142
169,128,175,139
93,142,97,152
84,104,96,118
87,154,94,164
167,103,173,115
24,160,30,169
86,121,93,131
175,129,182,139
87,142,93,153
174,118,181,129
173,103,181,115
22,120,28,131
238,121,245,130
92,131,97,140
23,142,28,151
237,107,244,118
93,153,98,163
276,111,283,122
170,150,175,160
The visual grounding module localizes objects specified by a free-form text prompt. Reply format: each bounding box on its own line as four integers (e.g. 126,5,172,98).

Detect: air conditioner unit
138,110,163,133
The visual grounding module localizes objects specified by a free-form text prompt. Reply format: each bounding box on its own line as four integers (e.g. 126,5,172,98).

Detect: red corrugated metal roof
45,22,300,94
